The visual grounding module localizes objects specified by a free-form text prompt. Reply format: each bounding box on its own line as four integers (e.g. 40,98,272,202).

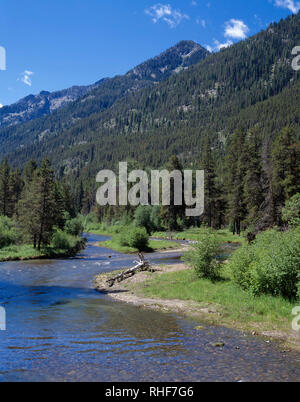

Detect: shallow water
0,234,300,382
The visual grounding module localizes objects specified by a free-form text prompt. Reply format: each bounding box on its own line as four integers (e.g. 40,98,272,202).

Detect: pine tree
243,129,264,226
9,169,24,217
202,137,218,228
54,182,66,229
271,127,300,225
225,130,246,235
61,182,77,219
76,181,84,214
23,159,38,183
0,159,12,217
18,159,58,250
160,155,186,230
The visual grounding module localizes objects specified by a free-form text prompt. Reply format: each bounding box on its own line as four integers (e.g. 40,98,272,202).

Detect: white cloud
274,0,300,13
215,40,233,50
145,4,189,28
0,104,3,109
206,39,233,53
19,70,34,86
224,19,249,39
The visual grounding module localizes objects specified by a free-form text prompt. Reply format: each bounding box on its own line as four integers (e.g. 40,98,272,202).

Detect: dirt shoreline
94,259,300,352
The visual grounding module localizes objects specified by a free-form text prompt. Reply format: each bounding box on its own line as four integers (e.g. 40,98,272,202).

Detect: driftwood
106,253,152,287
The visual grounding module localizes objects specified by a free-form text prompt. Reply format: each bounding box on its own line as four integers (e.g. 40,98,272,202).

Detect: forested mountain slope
0,81,107,128
2,13,300,183
0,40,208,159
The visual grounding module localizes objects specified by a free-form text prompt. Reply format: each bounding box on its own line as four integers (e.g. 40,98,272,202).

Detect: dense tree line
86,124,299,234
0,158,80,250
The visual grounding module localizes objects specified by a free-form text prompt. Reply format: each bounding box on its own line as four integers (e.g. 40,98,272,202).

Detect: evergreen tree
202,138,218,228
23,159,38,183
61,182,77,219
225,130,246,235
76,181,84,214
18,159,58,250
271,127,300,225
160,155,186,230
243,129,264,226
9,169,24,217
0,159,12,217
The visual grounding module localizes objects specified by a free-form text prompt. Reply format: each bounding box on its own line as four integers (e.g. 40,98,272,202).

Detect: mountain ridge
0,40,208,129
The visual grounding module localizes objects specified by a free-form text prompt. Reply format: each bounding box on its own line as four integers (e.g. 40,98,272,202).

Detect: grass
0,245,44,261
133,268,296,336
0,238,86,262
85,223,125,236
152,227,245,244
97,239,179,254
87,223,245,245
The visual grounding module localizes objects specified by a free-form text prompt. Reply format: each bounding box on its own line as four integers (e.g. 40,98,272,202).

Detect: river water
0,233,300,382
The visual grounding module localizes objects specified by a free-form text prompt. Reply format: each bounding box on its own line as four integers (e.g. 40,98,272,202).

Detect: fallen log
106,253,152,287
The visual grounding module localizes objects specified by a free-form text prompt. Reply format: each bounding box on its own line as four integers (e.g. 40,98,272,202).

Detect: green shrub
116,227,149,251
183,232,221,281
150,205,164,231
134,206,153,234
64,216,84,236
0,216,21,249
52,230,73,250
128,227,149,250
119,213,133,227
51,230,86,255
282,193,300,227
229,228,300,300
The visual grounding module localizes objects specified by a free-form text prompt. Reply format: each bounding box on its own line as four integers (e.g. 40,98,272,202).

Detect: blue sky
0,0,299,106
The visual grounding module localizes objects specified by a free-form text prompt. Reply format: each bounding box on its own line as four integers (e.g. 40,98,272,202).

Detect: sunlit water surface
0,234,300,382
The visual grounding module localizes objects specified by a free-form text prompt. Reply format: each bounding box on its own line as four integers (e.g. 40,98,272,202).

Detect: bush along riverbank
85,216,182,253
0,215,86,262
85,213,242,254
97,226,180,253
94,227,300,351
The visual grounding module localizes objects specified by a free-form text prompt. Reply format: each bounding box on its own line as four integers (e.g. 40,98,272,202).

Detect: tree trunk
106,254,152,287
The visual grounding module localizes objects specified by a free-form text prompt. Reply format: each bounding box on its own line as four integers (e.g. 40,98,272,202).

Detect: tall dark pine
243,129,264,226
160,155,186,231
18,159,58,250
9,169,24,217
202,138,218,228
225,130,246,235
271,127,300,225
23,159,38,183
0,159,12,217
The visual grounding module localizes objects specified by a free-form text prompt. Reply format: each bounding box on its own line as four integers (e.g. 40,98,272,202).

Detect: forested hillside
0,40,208,159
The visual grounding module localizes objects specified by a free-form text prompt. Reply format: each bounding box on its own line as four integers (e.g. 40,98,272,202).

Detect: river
0,233,300,382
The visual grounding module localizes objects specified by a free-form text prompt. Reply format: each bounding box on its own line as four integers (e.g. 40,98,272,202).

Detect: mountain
0,81,107,128
1,13,300,183
0,40,208,142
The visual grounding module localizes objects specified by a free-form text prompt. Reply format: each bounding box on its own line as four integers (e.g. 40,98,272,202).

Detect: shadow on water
1,233,300,381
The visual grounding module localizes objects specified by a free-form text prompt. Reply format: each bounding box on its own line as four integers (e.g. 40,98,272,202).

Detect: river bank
94,261,300,352
96,238,183,254
0,238,86,262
